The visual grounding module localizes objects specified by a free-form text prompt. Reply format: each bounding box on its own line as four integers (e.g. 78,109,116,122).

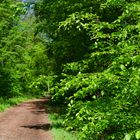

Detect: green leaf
120,64,125,70
124,134,131,140
135,130,140,139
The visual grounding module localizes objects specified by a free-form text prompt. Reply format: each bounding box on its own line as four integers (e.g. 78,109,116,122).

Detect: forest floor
0,98,52,140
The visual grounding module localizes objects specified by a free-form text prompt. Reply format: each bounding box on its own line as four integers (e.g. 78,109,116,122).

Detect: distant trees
0,0,49,97
0,0,22,96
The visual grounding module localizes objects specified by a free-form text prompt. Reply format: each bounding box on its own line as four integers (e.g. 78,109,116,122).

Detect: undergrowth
47,103,78,140
0,95,35,112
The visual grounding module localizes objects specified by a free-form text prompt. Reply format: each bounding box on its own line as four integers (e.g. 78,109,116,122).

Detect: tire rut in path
0,98,52,140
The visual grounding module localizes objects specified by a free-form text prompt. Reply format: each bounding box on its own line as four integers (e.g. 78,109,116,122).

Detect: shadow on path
21,123,51,131
0,98,53,140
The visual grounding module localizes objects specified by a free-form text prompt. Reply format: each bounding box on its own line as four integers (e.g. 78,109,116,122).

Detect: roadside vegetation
1,0,140,139
0,96,34,112
47,103,78,140
0,0,48,110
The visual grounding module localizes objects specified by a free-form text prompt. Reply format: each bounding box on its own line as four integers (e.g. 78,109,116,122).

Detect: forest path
0,98,52,140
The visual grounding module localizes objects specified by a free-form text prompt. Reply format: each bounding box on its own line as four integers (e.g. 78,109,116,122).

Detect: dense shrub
35,0,140,139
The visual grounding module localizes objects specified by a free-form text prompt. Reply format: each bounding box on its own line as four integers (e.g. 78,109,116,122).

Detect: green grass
47,105,78,140
0,95,35,112
51,127,78,140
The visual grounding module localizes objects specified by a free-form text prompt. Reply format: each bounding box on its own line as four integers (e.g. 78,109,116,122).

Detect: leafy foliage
0,0,49,97
35,0,140,139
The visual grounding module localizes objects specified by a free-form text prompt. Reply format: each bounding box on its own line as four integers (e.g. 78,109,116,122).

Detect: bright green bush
35,0,140,139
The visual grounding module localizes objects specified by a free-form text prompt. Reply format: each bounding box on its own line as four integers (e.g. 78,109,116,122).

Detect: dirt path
0,98,52,140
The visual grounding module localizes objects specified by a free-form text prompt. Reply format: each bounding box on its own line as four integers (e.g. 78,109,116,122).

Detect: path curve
0,98,52,140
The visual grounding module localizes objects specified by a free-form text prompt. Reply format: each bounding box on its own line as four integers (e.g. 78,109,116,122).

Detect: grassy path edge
47,103,78,140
